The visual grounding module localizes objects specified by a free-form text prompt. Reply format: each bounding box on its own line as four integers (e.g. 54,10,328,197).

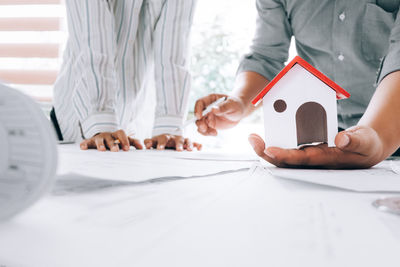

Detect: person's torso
283,0,398,124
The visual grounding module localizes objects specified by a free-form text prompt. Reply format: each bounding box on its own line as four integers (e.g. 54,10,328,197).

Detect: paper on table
57,145,256,182
134,163,400,267
145,150,259,162
59,144,258,162
264,161,400,192
0,170,249,267
389,160,400,175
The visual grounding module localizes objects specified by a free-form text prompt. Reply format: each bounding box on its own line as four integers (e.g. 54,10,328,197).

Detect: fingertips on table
129,137,143,150
175,136,184,151
104,135,118,152
94,137,106,151
184,138,193,151
113,130,130,151
156,135,169,150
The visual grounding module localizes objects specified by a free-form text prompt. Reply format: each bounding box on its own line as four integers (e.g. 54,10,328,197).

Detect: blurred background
0,0,295,152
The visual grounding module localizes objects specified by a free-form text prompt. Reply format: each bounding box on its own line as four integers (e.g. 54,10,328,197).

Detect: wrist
232,72,269,117
80,112,119,139
232,87,253,105
356,123,389,161
375,130,397,161
231,94,256,118
374,131,389,162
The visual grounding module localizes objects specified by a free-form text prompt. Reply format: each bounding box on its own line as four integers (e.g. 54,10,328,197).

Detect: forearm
358,71,400,159
153,0,196,136
65,0,118,138
232,71,269,116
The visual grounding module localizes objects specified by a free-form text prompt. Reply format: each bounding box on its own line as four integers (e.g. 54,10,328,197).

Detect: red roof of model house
252,56,351,106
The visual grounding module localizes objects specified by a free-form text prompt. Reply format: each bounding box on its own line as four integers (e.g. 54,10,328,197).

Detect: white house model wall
262,64,338,149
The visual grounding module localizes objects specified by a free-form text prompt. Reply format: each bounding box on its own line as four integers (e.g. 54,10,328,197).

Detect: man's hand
248,126,385,169
144,134,202,151
80,129,143,152
194,94,246,136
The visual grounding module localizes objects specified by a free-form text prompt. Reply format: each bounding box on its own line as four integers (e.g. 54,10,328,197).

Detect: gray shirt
238,0,400,128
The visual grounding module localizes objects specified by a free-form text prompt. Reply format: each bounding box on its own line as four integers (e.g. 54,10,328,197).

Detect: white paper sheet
0,171,249,267
2,159,400,267
265,161,400,192
57,145,257,182
144,150,259,162
389,160,400,175
133,165,400,267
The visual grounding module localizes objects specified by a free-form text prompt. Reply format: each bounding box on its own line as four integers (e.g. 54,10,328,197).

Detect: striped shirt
53,0,197,141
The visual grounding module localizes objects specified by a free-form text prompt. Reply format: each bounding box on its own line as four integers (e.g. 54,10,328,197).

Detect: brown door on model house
295,102,328,146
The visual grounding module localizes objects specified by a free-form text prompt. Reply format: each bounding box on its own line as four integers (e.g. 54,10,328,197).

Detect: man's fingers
196,117,208,134
249,134,350,168
144,138,154,149
194,100,206,120
265,146,316,167
265,145,370,168
103,135,119,152
248,134,266,157
156,135,169,150
193,142,202,151
80,139,92,150
80,136,107,151
211,100,233,116
129,137,143,150
205,113,217,129
194,94,227,119
206,128,218,136
175,136,185,151
80,130,138,152
268,145,335,167
112,130,130,151
249,134,283,166
184,138,193,151
196,117,217,136
94,136,106,151
211,97,244,123
250,126,382,169
335,127,379,156
147,134,201,152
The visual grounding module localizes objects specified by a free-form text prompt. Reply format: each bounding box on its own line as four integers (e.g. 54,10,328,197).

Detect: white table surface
0,164,399,267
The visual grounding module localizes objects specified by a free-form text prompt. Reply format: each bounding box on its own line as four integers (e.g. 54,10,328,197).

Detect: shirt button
339,12,346,21
338,54,345,61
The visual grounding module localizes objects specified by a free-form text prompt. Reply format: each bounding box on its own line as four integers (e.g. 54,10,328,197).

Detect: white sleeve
65,0,119,138
152,0,197,136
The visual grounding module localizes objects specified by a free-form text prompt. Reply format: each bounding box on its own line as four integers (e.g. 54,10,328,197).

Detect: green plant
189,16,241,112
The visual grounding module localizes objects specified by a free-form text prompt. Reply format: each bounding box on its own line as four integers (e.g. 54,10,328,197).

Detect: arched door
295,102,327,146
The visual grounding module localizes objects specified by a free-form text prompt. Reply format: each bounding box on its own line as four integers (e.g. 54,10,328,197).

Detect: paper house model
252,56,350,149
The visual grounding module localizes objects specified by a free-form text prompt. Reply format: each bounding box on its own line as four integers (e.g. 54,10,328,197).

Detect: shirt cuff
152,116,185,137
80,112,119,139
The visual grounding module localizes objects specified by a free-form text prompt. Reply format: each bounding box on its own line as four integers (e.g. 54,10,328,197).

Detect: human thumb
335,127,376,156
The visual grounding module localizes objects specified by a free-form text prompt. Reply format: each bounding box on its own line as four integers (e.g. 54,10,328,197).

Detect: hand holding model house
251,56,350,149
249,57,383,169
196,57,387,169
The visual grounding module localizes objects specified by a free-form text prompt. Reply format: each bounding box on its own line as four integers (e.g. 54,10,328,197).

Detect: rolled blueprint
0,83,57,221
